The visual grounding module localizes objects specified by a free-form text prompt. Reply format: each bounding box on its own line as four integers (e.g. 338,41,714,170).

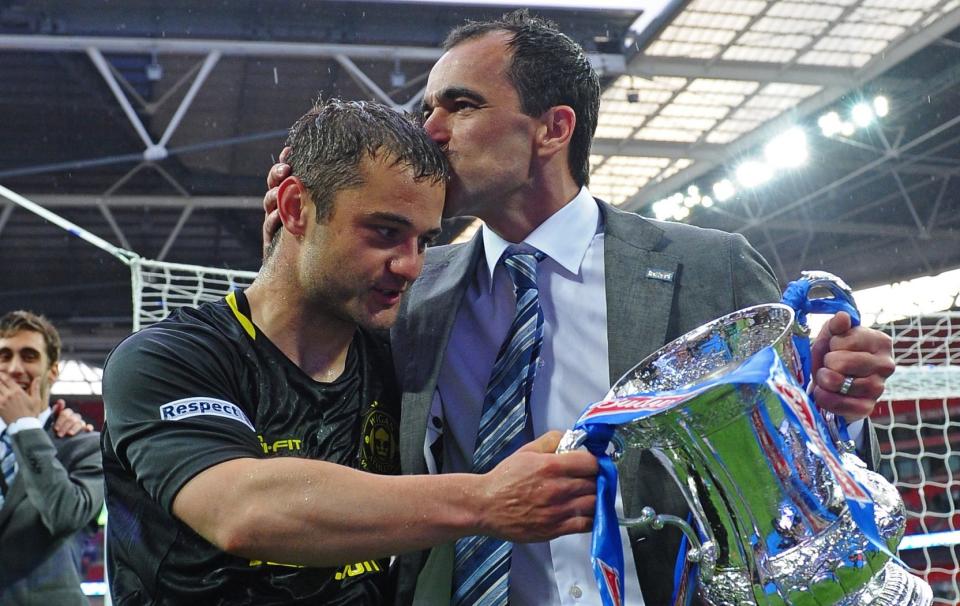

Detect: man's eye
376,227,399,239
454,101,477,112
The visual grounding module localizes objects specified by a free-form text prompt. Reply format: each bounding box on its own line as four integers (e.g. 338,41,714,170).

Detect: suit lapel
601,203,679,385
393,234,483,475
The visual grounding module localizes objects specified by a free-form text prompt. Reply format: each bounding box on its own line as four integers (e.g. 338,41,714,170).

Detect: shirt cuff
6,416,43,435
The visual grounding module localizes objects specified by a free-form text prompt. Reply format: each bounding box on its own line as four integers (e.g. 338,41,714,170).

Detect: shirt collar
480,186,599,290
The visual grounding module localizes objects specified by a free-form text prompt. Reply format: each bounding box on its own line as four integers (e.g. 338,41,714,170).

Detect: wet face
421,32,541,221
298,156,444,331
0,330,58,409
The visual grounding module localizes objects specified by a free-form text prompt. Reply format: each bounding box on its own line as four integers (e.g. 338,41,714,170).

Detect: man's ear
47,360,60,385
276,176,311,237
536,105,576,160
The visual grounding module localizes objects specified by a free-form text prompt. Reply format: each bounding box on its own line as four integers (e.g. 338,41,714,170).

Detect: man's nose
422,111,449,145
2,355,24,377
389,246,423,283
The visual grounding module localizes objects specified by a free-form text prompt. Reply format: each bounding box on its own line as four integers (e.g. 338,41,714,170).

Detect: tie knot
502,246,544,292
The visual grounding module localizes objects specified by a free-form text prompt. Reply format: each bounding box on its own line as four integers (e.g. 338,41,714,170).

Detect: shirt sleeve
103,323,263,514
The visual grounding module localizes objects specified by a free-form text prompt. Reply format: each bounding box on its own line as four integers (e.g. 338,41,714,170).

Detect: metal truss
619,3,960,213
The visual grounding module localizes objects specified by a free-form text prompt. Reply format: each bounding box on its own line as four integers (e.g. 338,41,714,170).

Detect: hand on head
262,146,293,258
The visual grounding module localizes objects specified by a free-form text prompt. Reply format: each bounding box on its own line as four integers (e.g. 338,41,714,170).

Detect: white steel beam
157,206,194,261
334,54,399,107
86,47,156,150
157,51,221,149
626,56,854,87
28,195,263,209
0,33,621,72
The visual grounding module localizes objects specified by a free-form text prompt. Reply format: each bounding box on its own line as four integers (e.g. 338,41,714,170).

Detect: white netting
130,258,258,331
874,312,960,605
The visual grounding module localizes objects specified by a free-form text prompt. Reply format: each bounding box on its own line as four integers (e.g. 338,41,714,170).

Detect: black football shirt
102,291,401,605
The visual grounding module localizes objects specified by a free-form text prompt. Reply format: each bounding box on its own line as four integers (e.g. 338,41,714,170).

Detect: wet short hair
285,98,449,223
444,10,600,187
0,310,61,367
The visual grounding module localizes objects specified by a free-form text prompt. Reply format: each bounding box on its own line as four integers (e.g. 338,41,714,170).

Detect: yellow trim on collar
226,291,256,339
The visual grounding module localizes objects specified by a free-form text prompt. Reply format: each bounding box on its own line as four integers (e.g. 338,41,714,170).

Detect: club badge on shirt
359,400,399,474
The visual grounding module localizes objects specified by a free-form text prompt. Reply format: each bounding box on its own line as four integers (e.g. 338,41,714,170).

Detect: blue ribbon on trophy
571,274,895,606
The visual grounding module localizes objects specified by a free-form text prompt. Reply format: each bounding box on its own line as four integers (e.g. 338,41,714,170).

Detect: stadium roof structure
1,0,958,364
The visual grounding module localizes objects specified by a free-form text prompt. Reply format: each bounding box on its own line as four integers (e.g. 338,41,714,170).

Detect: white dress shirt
433,187,645,606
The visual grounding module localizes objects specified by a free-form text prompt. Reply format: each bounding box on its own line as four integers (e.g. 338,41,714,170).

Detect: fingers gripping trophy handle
781,270,861,449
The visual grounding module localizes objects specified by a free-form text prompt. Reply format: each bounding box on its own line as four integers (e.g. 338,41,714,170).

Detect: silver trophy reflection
560,273,932,605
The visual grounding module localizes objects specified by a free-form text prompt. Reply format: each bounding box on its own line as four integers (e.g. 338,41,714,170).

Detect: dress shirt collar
480,186,600,290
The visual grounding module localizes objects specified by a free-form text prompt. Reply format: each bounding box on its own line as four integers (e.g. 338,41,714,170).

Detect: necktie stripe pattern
453,247,545,606
0,431,17,509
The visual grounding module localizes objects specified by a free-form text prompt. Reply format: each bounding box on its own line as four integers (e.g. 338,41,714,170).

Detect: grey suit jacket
0,420,103,606
391,202,871,605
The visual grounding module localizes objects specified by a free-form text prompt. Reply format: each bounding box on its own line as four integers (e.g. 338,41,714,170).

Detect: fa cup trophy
559,272,932,606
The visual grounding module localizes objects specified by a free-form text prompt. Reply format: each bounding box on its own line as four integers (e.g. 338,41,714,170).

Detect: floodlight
840,121,855,137
874,96,889,117
672,206,690,221
818,111,841,137
735,161,772,188
701,195,714,208
687,184,700,197
851,103,874,128
764,127,808,168
713,179,735,202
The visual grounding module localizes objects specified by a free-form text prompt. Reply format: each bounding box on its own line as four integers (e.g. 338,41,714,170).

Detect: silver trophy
560,275,932,605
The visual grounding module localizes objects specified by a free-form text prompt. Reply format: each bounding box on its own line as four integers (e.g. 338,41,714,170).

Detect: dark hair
0,310,61,366
286,98,449,223
444,9,600,186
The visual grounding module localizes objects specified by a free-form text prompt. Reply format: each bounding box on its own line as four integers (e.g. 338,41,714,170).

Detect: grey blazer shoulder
0,424,103,605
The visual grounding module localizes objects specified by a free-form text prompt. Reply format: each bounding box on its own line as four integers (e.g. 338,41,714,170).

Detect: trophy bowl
577,303,932,606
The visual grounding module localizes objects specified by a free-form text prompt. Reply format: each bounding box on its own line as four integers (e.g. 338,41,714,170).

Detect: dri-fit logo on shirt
258,434,302,454
158,397,255,431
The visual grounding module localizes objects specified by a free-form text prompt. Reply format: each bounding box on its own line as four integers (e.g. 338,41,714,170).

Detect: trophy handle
557,429,719,583
620,507,718,583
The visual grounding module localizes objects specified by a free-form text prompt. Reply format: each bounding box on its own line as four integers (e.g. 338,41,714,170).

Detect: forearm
174,457,485,567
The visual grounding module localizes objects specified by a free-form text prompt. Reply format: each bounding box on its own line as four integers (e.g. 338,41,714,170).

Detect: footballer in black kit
101,290,401,605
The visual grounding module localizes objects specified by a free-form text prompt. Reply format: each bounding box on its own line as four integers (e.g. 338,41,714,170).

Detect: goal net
873,312,960,606
131,257,257,331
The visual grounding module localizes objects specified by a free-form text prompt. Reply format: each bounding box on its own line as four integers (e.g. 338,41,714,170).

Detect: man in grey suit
395,12,894,606
0,310,103,605
264,12,894,605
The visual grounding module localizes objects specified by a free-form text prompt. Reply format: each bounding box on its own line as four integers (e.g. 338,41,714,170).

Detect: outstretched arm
172,430,596,567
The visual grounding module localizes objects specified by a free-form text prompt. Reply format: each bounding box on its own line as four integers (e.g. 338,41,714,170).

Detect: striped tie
0,431,17,509
452,246,546,606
